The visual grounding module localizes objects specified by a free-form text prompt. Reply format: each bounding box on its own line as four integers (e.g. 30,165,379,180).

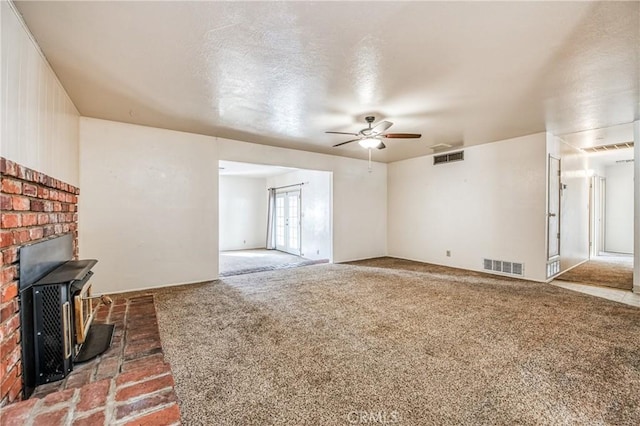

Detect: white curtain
266,188,276,249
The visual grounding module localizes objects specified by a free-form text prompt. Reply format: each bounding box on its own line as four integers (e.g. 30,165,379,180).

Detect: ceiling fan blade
376,142,386,150
325,131,359,136
371,120,393,134
332,139,361,147
382,133,422,139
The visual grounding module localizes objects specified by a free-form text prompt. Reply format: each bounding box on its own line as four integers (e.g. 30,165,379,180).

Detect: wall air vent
582,141,633,153
615,159,634,164
434,151,464,165
483,258,524,277
547,259,560,278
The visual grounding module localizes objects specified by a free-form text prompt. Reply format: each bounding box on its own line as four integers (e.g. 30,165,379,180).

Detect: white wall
80,119,386,292
604,162,634,254
219,175,267,251
79,118,218,293
548,135,590,272
267,169,332,261
388,133,548,282
219,139,386,263
0,1,79,185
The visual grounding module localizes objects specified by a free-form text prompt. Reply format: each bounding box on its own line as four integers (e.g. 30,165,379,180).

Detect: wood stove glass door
275,190,301,256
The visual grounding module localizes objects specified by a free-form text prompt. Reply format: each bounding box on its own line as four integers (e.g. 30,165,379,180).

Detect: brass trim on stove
63,301,71,359
74,282,95,345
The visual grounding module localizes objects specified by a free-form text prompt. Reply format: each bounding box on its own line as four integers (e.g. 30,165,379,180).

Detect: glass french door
275,190,301,255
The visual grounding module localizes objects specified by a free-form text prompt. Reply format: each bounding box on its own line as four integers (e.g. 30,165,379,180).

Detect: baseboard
599,251,633,256
336,254,388,263
220,246,266,252
385,255,548,283
104,278,218,296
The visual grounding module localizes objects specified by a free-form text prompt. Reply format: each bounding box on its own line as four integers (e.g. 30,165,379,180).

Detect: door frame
599,177,606,254
547,155,561,261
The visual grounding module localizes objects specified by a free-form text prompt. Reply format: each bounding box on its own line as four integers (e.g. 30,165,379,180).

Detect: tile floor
551,279,640,308
219,248,328,277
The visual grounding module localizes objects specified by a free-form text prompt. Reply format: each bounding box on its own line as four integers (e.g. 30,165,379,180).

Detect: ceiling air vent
429,143,452,152
434,151,464,165
582,141,633,153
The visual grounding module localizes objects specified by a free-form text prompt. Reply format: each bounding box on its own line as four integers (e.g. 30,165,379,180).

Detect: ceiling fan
326,116,421,150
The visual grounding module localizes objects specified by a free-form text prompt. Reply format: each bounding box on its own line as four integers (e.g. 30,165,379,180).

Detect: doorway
275,189,301,255
551,124,636,299
557,142,634,291
218,161,332,277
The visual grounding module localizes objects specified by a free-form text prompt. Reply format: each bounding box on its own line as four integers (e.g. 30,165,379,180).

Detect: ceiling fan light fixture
358,138,380,149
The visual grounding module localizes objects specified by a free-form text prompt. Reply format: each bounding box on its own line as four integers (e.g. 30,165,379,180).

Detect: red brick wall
0,157,79,406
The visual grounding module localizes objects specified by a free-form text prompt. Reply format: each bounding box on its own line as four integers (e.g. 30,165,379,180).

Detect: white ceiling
219,160,297,178
14,1,639,162
558,122,634,149
587,150,634,169
583,137,635,168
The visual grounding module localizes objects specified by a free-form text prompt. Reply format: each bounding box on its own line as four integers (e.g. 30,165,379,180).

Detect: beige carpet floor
558,253,633,290
154,258,640,425
219,249,327,277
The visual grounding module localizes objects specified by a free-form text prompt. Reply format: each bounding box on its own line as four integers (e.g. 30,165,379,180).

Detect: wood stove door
33,284,73,384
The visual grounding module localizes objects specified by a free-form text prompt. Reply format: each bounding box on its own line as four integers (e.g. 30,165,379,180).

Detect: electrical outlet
243,240,246,244
446,250,451,257
316,250,320,255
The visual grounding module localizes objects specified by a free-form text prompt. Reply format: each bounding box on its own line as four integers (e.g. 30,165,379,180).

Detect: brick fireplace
0,157,79,406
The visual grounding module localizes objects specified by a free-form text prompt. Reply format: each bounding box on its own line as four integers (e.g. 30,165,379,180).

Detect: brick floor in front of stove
0,295,181,426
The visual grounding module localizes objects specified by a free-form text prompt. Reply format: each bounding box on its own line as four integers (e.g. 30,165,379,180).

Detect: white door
598,177,606,254
275,190,301,255
589,176,606,257
547,156,561,260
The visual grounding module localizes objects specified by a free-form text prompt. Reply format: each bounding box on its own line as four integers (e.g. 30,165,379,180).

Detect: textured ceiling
219,160,297,178
14,1,640,162
559,123,635,149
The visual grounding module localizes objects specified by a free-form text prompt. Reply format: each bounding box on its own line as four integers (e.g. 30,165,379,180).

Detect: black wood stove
19,233,111,398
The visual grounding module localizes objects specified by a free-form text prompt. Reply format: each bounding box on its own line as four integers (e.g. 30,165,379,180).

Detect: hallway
558,253,633,290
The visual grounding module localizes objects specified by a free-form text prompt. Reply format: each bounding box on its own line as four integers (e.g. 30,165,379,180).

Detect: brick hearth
1,157,80,405
0,294,181,425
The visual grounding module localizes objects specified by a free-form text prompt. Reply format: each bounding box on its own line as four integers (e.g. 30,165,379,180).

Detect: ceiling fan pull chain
368,148,372,173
